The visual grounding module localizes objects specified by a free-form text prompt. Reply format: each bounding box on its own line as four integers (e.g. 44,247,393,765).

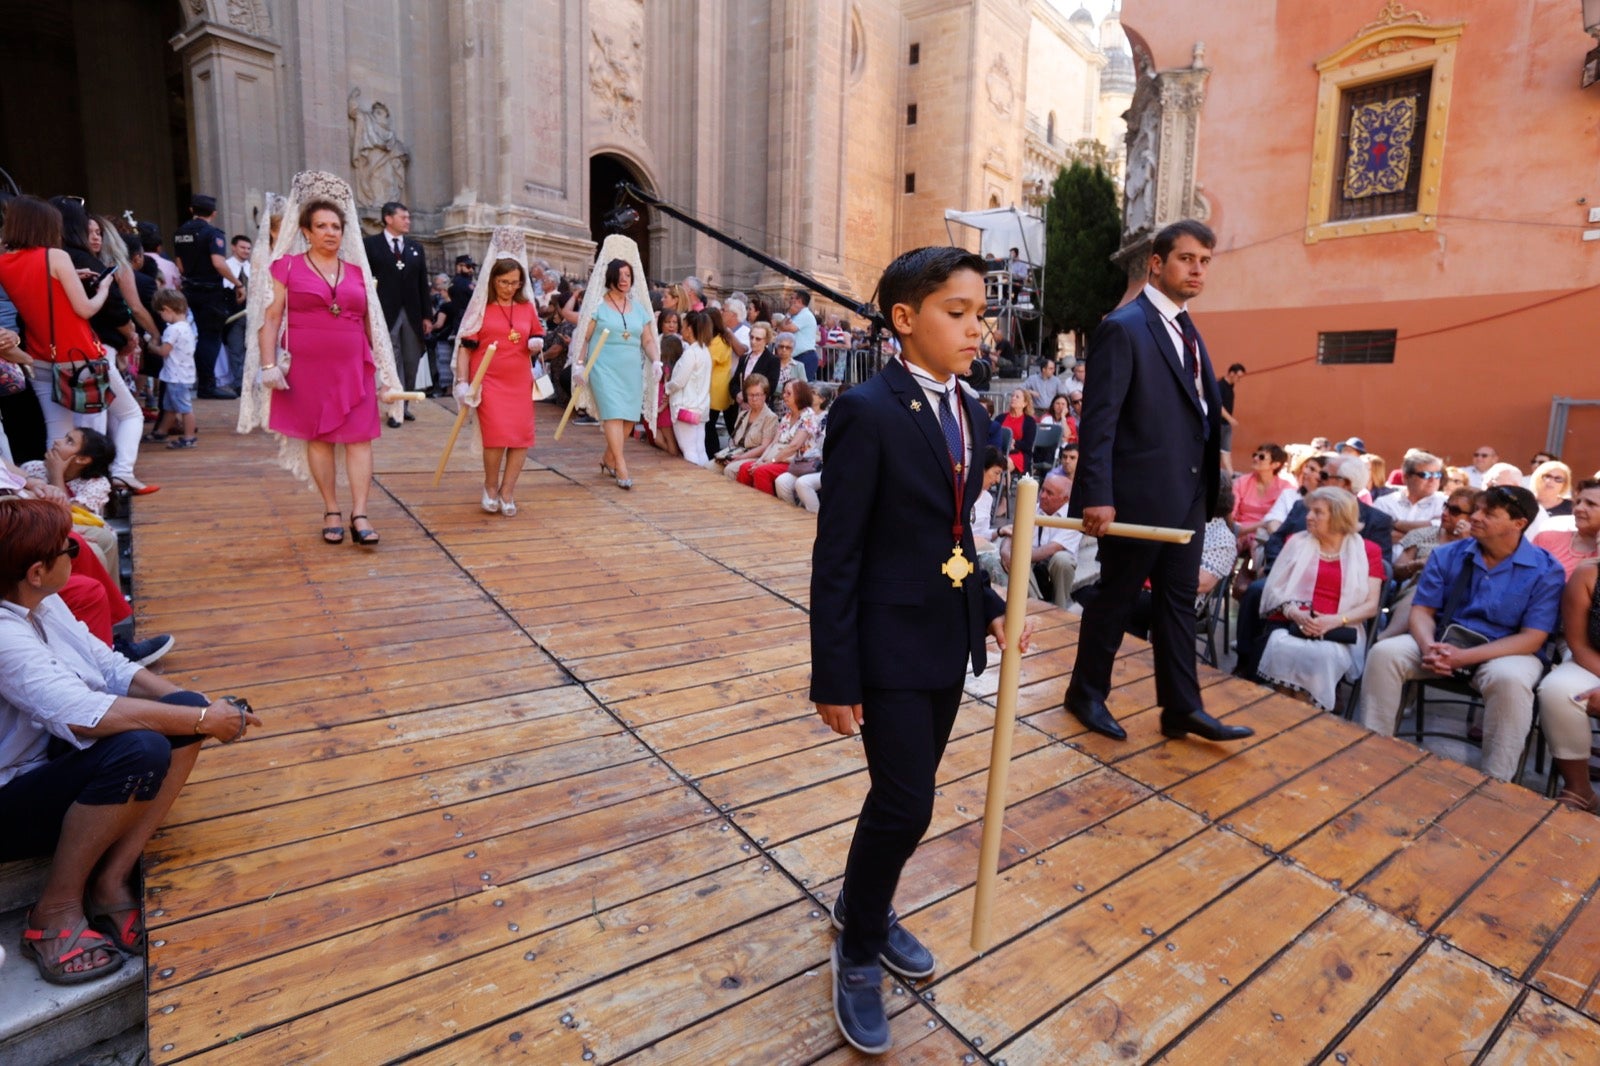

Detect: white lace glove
453,381,479,408
258,365,288,390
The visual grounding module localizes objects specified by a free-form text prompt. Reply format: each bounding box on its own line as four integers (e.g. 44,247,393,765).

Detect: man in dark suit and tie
810,246,1031,1055
1063,219,1254,744
363,201,431,426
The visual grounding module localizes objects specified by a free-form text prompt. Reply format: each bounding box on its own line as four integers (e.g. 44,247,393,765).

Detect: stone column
439,0,592,270
170,12,288,239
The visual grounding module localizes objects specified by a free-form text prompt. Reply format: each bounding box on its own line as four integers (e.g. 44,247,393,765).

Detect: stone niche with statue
1115,41,1211,284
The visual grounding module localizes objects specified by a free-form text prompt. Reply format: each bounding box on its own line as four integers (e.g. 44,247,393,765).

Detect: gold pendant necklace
498,302,521,344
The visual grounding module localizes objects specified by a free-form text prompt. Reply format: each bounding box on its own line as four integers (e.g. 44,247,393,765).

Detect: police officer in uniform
173,194,239,399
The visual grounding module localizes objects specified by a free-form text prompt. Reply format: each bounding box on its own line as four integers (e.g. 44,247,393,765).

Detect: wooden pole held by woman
553,328,611,441
970,477,1197,951
431,342,497,486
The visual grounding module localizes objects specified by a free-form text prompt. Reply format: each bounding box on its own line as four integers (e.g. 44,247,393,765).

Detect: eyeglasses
1410,470,1442,480
1473,452,1493,459
1444,504,1473,518
1253,451,1268,460
46,539,80,563
1541,472,1567,482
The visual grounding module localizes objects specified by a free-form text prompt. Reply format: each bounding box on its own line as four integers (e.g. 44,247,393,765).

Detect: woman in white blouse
667,310,714,466
0,498,260,985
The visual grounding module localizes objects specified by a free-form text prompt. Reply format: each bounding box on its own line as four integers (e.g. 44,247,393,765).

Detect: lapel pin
910,400,923,412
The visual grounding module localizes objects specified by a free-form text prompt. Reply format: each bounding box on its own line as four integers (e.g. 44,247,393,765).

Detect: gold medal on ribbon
328,302,340,317
941,545,974,587
507,330,522,344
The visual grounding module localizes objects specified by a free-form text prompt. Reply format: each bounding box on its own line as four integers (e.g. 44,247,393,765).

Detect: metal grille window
1331,72,1430,221
1317,329,1397,365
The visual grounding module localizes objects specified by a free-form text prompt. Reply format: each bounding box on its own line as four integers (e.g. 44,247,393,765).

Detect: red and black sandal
19,918,125,985
86,899,146,953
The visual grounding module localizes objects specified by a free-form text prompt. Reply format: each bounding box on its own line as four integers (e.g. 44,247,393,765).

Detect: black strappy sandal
350,515,380,547
322,512,345,544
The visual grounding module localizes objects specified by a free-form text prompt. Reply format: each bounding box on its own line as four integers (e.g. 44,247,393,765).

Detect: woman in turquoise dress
579,258,658,489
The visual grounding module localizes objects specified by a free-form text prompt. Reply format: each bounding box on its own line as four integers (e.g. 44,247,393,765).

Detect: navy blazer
363,232,431,336
810,359,1006,705
1069,292,1222,527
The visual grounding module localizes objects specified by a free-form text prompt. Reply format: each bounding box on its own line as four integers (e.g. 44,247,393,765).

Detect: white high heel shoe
500,499,518,517
481,487,501,513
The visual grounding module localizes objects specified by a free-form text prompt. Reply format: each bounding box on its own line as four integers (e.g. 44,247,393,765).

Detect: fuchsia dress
268,254,381,443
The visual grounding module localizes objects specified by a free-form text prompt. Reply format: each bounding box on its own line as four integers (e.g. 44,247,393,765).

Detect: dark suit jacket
810,359,1006,705
730,350,780,409
363,232,430,335
1263,498,1394,574
1069,291,1222,527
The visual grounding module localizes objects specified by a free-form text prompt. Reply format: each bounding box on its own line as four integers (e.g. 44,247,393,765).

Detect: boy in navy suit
810,247,1033,1054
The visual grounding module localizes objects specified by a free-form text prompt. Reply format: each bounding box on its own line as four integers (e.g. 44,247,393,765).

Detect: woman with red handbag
0,197,117,453
667,310,713,466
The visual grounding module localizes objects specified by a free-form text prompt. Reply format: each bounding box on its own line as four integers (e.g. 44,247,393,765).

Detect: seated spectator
737,379,816,495
1232,443,1290,555
1465,445,1498,489
1442,466,1469,495
21,428,115,517
1309,436,1332,452
1021,359,1069,416
1062,359,1087,399
1359,485,1565,782
1039,394,1071,429
1373,450,1446,547
1536,559,1600,811
1253,487,1386,709
1260,452,1326,539
1532,460,1575,517
1484,461,1523,488
718,374,781,479
771,334,807,397
996,473,1078,608
0,498,261,985
1235,454,1394,680
998,388,1036,474
971,445,1007,562
1379,487,1477,640
1532,477,1599,578
1365,453,1394,500
775,385,836,512
1049,442,1079,485
1111,475,1236,640
1336,437,1366,457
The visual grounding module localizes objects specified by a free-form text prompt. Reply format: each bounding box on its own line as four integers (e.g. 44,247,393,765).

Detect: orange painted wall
1122,0,1600,471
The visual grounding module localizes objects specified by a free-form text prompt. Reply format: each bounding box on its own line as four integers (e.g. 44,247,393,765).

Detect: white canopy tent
944,205,1047,367
943,206,1046,265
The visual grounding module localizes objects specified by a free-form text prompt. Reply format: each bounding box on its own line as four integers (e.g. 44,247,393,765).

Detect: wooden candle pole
553,328,611,441
971,474,1039,952
431,342,498,487
970,481,1194,950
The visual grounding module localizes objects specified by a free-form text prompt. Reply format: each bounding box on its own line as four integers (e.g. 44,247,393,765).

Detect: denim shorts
162,382,194,413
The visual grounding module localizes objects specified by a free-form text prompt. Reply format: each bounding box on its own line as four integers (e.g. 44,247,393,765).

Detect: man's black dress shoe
1064,695,1127,741
387,416,402,429
1160,710,1255,741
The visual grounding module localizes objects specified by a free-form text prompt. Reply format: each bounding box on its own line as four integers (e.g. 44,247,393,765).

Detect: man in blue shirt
779,290,819,382
1360,485,1565,780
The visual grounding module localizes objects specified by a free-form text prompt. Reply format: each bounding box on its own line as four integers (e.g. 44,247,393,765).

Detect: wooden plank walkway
129,399,1600,1064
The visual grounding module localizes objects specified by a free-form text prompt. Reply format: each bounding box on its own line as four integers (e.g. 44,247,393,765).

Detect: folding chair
1030,422,1064,479
1196,578,1231,669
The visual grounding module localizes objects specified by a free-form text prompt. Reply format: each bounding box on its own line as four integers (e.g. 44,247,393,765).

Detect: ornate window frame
1304,8,1464,244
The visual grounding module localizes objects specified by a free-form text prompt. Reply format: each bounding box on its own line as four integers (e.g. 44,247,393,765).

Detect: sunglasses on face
46,539,80,563
1541,472,1567,482
1410,470,1442,480
1444,504,1472,518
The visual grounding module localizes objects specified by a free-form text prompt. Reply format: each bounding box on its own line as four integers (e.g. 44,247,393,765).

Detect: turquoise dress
588,302,646,421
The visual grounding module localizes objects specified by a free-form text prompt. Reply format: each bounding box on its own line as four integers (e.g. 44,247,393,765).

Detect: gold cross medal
942,545,974,587
910,400,923,411
507,330,522,343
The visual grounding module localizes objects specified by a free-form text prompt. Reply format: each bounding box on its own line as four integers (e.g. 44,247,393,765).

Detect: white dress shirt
1142,283,1208,417
0,596,141,788
901,359,972,470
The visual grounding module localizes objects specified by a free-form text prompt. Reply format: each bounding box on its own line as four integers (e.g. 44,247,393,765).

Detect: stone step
0,906,143,1066
0,860,48,918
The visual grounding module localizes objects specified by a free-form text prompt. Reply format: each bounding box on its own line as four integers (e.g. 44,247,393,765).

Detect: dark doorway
0,0,189,240
589,153,652,283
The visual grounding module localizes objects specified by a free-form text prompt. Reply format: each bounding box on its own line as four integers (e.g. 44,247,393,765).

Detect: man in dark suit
1063,219,1254,744
811,246,1030,1055
363,201,431,426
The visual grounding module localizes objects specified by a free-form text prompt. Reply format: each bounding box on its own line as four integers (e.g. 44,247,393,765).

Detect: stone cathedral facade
2,0,1137,303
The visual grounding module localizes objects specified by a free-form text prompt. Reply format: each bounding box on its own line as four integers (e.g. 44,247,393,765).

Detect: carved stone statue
589,30,642,137
1123,103,1157,236
347,88,410,209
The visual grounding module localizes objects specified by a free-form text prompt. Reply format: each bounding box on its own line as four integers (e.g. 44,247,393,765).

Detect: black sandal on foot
350,515,380,546
322,512,345,544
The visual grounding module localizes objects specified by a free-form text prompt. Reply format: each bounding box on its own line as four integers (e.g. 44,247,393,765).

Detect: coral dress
463,301,542,449
268,255,381,443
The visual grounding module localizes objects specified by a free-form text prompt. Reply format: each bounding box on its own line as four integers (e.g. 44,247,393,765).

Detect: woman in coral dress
453,257,544,516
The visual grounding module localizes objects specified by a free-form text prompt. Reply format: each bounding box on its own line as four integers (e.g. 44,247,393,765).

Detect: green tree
1042,160,1124,357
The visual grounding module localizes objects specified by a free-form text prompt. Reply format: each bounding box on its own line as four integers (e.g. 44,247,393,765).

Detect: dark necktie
392,238,403,263
937,388,963,471
1175,310,1203,400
